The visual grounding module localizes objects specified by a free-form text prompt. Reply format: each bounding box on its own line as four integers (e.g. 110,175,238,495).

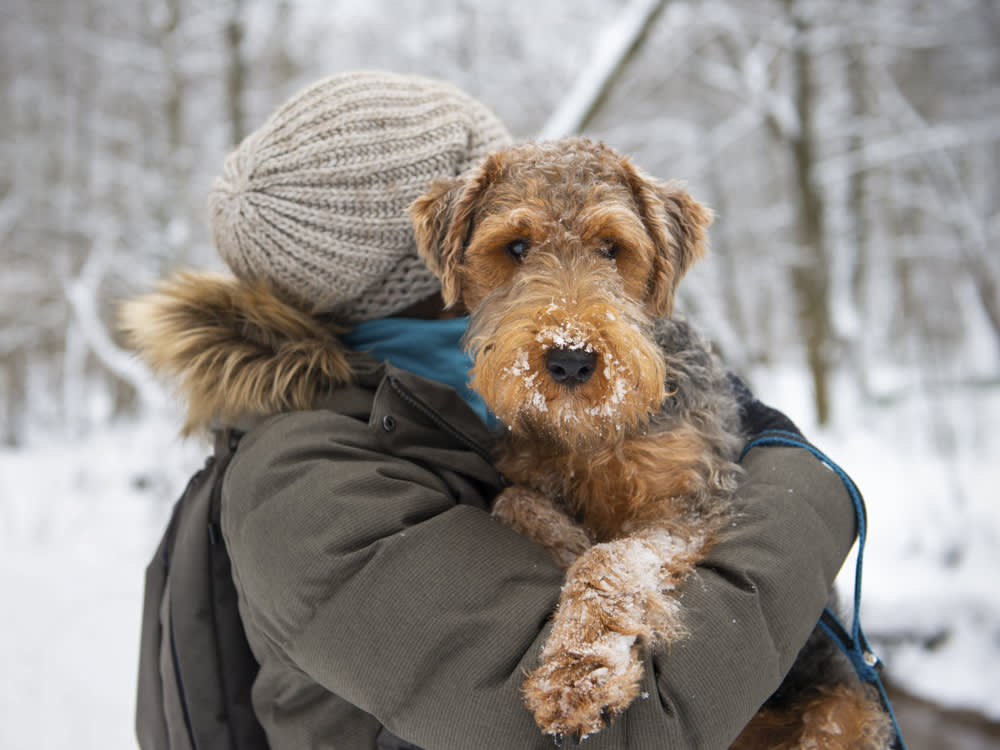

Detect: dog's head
409,137,712,447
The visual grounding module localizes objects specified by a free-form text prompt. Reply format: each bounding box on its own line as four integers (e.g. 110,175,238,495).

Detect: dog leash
740,430,908,750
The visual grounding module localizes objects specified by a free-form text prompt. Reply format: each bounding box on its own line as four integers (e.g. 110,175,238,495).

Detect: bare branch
860,62,1000,341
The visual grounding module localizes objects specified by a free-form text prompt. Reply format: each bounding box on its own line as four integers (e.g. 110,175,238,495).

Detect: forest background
2,1,998,748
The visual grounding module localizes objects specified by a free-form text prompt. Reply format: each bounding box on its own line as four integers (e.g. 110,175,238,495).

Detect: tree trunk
225,0,246,147
786,0,833,425
847,42,872,398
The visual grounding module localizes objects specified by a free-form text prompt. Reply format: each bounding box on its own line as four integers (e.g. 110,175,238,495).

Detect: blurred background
1,0,998,747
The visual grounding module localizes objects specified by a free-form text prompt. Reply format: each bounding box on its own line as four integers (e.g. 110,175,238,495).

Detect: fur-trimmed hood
119,270,356,435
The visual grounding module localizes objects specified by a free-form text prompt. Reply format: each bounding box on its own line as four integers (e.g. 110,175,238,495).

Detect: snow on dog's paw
523,630,643,739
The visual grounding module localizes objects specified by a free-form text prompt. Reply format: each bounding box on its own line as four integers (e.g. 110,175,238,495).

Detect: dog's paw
523,631,643,739
492,485,591,570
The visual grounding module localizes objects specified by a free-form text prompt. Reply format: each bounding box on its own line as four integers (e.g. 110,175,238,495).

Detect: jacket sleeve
224,411,856,750
223,409,565,748
636,443,859,748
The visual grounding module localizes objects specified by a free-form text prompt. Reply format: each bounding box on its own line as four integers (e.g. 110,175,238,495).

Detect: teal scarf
342,317,491,425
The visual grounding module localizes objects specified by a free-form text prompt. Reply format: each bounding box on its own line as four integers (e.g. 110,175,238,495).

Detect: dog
410,137,891,747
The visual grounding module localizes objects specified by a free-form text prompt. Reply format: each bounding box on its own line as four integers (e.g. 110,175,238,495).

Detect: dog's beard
466,263,667,450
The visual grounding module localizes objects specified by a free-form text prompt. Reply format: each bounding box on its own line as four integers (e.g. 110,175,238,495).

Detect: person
123,71,858,749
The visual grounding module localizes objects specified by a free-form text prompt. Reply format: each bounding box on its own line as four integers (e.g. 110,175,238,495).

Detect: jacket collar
119,270,362,434
120,270,496,460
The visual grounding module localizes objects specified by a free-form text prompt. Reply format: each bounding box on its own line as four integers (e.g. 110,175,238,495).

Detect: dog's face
410,138,712,448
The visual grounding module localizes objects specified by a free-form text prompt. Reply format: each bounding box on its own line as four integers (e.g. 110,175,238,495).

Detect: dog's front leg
523,527,706,739
492,485,592,571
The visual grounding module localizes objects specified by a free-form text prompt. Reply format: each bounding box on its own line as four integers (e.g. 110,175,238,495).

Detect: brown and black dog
411,137,891,748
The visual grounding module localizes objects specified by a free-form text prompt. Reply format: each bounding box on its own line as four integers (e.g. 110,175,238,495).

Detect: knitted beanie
208,71,511,322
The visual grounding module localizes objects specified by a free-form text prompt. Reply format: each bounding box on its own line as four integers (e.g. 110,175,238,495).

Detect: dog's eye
599,240,620,260
506,240,529,261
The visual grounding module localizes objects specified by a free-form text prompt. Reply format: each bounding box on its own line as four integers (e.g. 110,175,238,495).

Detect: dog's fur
411,137,892,747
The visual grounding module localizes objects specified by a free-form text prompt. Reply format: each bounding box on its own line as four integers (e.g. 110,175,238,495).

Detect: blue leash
741,430,908,750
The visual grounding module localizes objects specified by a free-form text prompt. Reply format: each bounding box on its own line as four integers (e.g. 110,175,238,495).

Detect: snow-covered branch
538,0,667,139
63,243,166,414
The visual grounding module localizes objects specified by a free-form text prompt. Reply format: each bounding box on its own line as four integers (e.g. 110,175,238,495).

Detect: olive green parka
123,270,856,750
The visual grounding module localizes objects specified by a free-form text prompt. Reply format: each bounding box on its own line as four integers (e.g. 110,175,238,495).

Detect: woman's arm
223,409,563,748
640,443,857,747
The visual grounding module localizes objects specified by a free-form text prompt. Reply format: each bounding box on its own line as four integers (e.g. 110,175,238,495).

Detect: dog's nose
546,348,596,385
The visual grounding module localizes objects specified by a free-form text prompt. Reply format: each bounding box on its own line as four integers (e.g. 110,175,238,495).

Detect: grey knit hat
208,71,512,322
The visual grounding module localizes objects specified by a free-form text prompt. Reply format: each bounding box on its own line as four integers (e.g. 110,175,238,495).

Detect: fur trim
119,270,353,434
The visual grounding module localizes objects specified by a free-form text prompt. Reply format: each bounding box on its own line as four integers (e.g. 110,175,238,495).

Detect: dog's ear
410,177,465,306
622,162,712,317
410,155,500,308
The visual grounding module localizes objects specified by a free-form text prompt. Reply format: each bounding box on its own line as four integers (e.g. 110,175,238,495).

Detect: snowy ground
750,369,1000,724
0,420,206,750
2,374,998,749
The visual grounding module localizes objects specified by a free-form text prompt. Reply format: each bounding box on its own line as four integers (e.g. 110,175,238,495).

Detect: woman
123,71,858,749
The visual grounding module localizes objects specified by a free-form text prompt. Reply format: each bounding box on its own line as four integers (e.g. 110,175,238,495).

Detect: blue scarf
342,317,491,425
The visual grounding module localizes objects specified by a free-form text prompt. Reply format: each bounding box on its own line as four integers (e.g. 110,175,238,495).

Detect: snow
1,417,206,750
505,349,546,413
1,369,998,748
749,367,1000,721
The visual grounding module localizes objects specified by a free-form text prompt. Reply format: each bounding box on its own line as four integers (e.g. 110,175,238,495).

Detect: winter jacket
124,271,857,750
